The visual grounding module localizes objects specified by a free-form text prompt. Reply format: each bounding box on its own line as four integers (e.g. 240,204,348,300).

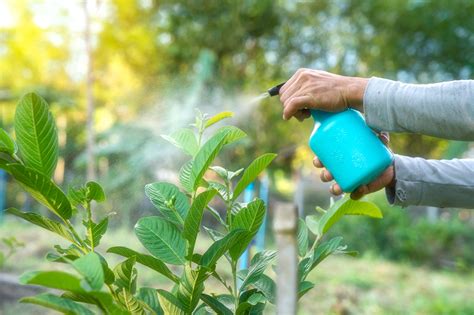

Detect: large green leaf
236,290,266,315
6,208,74,242
145,182,189,226
135,216,186,265
232,153,276,201
162,128,199,157
297,218,309,257
107,246,178,283
229,199,266,260
5,164,72,220
200,229,246,268
0,128,15,155
20,271,84,292
183,189,217,257
318,196,383,235
240,250,276,290
21,293,94,315
72,252,104,291
201,294,233,315
176,265,206,312
114,257,137,294
204,111,233,128
157,290,187,315
14,92,58,178
137,288,163,315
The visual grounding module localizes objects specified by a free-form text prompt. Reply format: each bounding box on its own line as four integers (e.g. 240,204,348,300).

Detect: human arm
279,69,474,141
316,154,474,209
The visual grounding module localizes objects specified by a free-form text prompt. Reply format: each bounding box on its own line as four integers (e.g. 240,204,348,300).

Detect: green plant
0,236,25,269
1,92,383,314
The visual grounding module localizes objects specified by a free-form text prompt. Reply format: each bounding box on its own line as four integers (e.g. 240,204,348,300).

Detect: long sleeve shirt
363,77,474,209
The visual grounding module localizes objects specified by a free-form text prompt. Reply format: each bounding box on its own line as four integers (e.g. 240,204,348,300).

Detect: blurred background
0,0,473,314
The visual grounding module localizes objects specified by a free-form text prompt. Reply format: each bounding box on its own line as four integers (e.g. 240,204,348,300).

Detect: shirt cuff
385,155,423,206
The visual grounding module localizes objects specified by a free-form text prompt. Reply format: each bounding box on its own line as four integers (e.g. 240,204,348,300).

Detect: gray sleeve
363,77,474,141
386,155,474,209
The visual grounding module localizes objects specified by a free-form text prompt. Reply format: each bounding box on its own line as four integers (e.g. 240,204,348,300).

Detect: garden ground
1,220,473,315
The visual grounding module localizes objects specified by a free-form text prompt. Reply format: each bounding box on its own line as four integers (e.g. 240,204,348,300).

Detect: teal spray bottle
268,83,393,193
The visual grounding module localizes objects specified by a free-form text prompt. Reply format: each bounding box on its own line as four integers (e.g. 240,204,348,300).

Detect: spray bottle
268,83,393,193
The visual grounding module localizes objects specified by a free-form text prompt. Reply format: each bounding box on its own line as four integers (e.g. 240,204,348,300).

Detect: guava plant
0,92,382,314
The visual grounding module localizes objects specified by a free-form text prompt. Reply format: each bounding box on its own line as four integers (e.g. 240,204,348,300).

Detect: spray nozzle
267,82,286,97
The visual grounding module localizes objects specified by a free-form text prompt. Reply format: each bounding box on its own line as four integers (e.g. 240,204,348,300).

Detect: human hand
279,69,368,121
313,133,395,199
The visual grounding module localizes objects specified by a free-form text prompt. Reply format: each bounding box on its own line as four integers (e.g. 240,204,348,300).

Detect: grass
1,219,473,314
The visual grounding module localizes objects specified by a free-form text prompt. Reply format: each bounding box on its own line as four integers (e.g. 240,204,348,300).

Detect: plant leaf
162,128,199,157
135,216,186,265
204,111,233,128
183,189,217,257
72,252,104,291
208,181,230,201
4,164,72,220
84,217,108,248
137,288,163,315
176,265,206,312
179,160,193,192
0,128,15,155
20,270,84,292
200,229,246,268
21,293,94,315
299,236,344,281
298,281,315,299
305,215,319,236
240,250,276,290
297,218,309,257
250,274,276,304
229,199,266,260
114,257,137,294
14,92,58,178
116,289,146,315
201,294,233,315
318,196,383,235
107,246,178,283
86,181,106,203
6,207,75,242
157,290,187,315
190,131,228,190
145,182,189,227
216,126,247,145
232,153,276,201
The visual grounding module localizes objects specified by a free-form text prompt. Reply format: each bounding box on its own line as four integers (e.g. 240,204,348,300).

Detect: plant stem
231,261,239,310
86,202,94,252
64,219,88,254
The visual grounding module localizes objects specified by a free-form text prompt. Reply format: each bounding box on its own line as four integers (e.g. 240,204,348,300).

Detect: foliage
3,93,386,314
0,236,24,270
327,194,474,271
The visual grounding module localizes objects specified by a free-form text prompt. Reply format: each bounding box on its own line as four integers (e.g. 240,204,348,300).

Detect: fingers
283,95,313,120
279,69,306,101
330,183,343,195
319,168,333,182
378,132,390,146
313,156,323,168
294,108,311,122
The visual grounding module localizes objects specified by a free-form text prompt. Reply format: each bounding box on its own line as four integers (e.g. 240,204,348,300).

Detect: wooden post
273,202,298,315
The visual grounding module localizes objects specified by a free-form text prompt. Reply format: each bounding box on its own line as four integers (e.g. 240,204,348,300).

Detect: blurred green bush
326,193,474,271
